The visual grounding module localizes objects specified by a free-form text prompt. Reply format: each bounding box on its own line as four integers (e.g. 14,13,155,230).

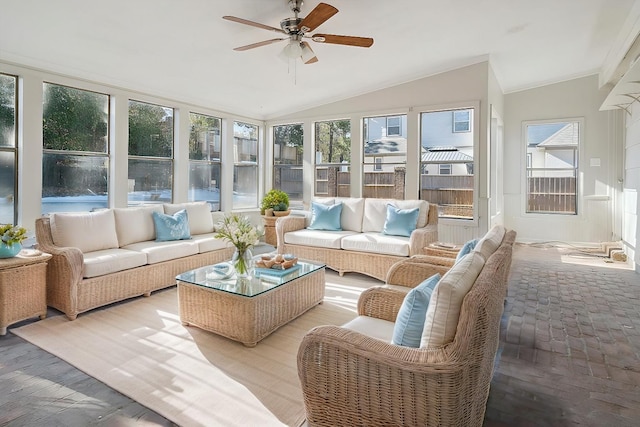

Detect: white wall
624,101,640,269
503,75,623,244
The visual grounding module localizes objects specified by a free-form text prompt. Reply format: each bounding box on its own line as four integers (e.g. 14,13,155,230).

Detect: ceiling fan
223,0,374,64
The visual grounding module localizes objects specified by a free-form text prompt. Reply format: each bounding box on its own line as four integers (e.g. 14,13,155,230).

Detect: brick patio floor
484,244,640,426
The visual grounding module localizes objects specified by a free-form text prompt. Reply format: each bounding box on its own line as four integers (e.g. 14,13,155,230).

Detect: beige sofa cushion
50,210,119,253
191,233,230,253
473,225,506,260
362,199,430,232
82,248,148,278
420,251,485,348
284,229,357,250
163,201,213,235
122,240,199,264
341,232,410,256
335,197,365,232
114,205,164,247
343,315,395,342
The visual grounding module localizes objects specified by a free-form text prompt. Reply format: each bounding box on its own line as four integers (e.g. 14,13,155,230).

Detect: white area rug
13,271,374,427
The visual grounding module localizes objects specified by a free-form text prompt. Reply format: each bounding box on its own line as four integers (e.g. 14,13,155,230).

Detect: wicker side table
0,250,52,335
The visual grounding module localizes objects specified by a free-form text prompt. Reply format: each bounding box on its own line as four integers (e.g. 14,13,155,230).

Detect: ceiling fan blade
234,38,287,51
223,16,285,34
298,2,338,33
312,33,374,48
300,41,318,64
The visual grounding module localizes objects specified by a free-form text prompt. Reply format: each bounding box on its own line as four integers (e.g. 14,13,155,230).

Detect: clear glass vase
232,248,253,278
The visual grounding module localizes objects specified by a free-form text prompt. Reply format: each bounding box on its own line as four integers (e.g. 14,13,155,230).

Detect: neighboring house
364,115,408,172
526,122,578,177
421,147,473,175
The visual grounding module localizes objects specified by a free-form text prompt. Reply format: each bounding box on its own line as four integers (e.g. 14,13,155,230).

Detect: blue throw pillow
153,209,191,241
382,204,419,237
392,273,441,347
456,238,478,262
308,201,343,231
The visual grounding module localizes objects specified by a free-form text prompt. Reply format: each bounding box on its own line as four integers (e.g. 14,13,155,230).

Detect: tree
128,101,173,158
273,124,303,164
315,120,350,163
0,74,16,147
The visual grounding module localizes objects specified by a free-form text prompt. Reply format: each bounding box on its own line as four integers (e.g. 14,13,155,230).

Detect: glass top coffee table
176,259,325,347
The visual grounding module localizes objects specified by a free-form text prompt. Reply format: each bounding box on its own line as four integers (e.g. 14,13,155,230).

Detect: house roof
0,1,636,120
537,123,579,148
421,147,473,163
364,137,406,155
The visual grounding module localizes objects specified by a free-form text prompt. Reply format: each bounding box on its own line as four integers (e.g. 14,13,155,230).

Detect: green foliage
261,189,289,214
42,84,108,152
0,224,27,246
0,74,16,147
274,202,288,211
315,120,351,163
189,113,220,160
128,100,173,157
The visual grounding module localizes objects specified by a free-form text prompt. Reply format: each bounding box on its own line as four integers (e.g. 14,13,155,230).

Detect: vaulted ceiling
1,0,637,120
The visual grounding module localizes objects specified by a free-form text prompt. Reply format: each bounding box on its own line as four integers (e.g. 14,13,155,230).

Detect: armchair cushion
421,251,485,348
383,204,420,237
392,273,441,347
308,201,343,231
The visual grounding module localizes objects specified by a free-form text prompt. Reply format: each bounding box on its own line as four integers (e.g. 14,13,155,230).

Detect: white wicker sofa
276,197,438,281
35,202,233,320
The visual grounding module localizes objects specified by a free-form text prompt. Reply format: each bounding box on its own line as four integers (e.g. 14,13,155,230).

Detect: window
387,116,401,136
314,119,351,197
525,120,579,214
42,83,109,214
273,123,303,209
233,121,259,210
439,164,452,175
363,114,407,199
453,110,470,132
189,113,221,211
128,100,174,205
420,107,475,219
0,74,17,224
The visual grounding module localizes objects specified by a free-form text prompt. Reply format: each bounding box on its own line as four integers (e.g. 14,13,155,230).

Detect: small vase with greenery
0,224,28,258
214,214,263,277
261,189,289,216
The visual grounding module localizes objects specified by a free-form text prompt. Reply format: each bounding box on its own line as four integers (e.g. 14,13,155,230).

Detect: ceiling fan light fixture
300,43,315,63
282,40,303,58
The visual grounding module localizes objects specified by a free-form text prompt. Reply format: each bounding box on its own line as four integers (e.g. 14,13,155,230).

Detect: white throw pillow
335,197,364,232
50,209,119,253
393,199,429,228
473,225,506,260
361,198,391,232
420,251,485,348
114,205,164,247
163,202,213,235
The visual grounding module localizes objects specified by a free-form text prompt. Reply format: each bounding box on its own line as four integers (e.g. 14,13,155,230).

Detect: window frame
438,164,452,175
0,73,18,224
386,116,401,136
452,110,471,133
521,118,583,216
188,112,222,211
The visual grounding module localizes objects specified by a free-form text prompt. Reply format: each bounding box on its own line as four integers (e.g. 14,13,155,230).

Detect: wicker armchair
297,230,516,427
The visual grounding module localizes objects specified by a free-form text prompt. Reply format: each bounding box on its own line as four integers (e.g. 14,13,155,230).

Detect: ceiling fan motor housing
280,17,302,35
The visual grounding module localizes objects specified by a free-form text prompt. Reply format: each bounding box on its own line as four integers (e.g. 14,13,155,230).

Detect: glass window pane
188,162,220,211
314,120,351,197
233,121,258,209
0,74,17,148
525,121,579,214
189,113,221,160
420,109,475,219
41,154,109,214
43,83,109,152
274,124,303,209
363,115,407,199
127,159,172,205
0,151,15,223
128,100,173,158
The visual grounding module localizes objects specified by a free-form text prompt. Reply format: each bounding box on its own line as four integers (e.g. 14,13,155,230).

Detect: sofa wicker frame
35,217,234,320
297,230,516,427
276,203,439,282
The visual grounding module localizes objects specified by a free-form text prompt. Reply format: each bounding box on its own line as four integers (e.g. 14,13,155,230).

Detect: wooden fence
527,177,576,214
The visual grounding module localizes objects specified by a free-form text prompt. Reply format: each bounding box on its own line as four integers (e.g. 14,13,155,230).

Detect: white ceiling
0,0,637,120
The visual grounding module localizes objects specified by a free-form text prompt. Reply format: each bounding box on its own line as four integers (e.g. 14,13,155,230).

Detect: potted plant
261,189,289,216
0,224,28,258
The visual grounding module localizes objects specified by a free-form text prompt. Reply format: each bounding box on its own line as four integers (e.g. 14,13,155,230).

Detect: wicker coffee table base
177,268,325,347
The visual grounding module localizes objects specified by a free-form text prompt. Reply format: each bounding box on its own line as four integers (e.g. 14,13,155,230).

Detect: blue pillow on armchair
456,238,478,262
308,201,343,231
392,273,441,347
